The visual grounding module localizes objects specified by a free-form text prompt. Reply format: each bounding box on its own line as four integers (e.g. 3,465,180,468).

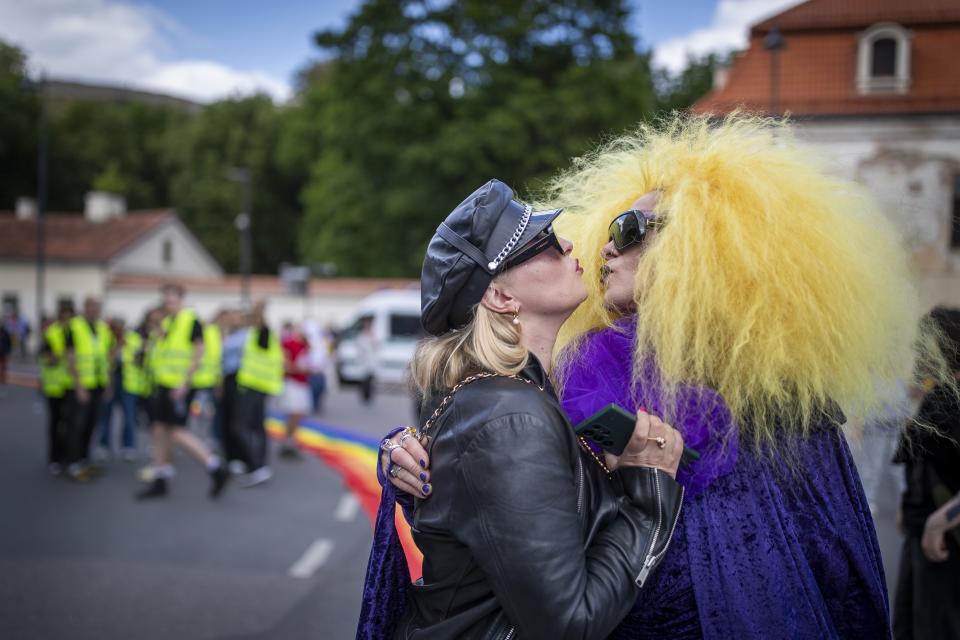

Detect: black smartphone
573,403,701,467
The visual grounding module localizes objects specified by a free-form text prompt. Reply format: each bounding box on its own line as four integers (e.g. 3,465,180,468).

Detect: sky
0,0,803,104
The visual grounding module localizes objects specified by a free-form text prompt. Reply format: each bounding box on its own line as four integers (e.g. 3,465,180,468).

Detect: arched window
857,23,911,94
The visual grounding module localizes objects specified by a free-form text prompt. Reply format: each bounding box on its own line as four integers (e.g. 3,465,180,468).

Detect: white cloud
652,0,804,73
0,0,291,103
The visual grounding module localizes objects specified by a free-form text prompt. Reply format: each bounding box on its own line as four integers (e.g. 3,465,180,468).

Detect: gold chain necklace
417,371,613,481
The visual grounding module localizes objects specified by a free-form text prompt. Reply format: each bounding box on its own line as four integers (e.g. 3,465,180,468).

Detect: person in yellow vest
234,300,283,487
39,300,75,475
104,311,154,462
95,316,128,459
136,283,229,500
63,296,113,482
188,312,223,447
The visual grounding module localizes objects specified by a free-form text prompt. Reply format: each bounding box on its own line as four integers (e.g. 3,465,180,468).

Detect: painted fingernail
638,406,647,412
420,459,427,468
422,484,431,494
419,472,427,482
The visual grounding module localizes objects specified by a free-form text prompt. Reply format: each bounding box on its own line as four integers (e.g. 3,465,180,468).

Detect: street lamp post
764,26,785,116
22,74,48,342
228,168,252,306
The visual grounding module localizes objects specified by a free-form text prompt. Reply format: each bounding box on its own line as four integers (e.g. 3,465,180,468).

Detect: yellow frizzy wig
546,113,922,451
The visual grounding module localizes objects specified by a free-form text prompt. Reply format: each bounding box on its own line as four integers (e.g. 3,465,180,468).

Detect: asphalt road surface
0,380,414,640
0,378,903,639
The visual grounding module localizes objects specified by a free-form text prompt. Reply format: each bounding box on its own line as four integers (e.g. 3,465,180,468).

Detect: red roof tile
0,210,174,262
694,0,960,117
754,0,960,33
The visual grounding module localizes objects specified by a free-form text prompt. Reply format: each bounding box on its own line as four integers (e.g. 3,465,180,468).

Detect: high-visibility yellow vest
40,322,70,397
153,309,199,389
237,327,283,396
191,324,222,389
68,317,111,390
121,330,150,397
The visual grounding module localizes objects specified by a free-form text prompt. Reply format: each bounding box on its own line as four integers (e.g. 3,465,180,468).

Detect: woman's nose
559,237,574,255
601,240,619,260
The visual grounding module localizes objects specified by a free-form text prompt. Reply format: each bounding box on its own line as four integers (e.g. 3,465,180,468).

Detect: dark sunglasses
500,224,564,271
607,209,662,252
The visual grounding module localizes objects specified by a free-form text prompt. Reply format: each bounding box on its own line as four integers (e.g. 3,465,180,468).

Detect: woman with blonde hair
384,115,914,637
359,179,685,640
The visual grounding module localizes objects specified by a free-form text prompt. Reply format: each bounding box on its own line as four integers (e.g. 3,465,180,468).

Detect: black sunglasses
500,224,564,271
608,210,662,252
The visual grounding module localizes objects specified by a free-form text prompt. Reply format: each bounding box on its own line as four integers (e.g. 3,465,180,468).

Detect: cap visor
508,207,563,255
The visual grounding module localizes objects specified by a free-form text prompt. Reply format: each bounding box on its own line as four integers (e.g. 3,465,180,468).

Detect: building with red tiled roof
693,0,960,308
0,192,417,337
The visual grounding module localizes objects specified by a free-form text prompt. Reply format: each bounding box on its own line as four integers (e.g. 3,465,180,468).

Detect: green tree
298,0,658,276
0,40,39,210
654,52,728,113
168,95,302,274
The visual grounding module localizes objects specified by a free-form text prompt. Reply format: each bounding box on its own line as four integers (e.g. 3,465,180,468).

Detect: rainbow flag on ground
265,413,423,578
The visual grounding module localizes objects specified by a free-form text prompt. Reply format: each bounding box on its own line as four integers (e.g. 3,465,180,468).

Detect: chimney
84,191,126,223
713,64,730,91
15,197,37,220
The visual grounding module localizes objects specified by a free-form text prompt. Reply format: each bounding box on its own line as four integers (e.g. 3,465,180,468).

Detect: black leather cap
420,179,562,336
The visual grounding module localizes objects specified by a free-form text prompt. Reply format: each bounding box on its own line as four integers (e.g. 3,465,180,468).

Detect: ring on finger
388,463,401,479
380,438,402,453
647,436,667,449
399,432,416,447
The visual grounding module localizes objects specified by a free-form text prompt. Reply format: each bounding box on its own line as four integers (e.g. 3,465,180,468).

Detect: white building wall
103,288,372,331
795,115,960,308
0,262,107,317
108,220,221,277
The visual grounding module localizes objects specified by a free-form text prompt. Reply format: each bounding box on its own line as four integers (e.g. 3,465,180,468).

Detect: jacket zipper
635,469,664,587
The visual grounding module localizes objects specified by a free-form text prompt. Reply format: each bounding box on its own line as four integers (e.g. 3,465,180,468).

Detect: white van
334,289,422,386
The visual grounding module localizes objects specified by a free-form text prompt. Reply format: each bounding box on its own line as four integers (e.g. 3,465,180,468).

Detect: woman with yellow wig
380,114,910,637
549,114,909,638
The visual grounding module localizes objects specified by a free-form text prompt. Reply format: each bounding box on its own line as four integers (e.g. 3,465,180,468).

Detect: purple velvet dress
357,318,891,639
561,318,891,639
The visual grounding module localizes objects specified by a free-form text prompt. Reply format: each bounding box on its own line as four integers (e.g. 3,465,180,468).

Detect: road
0,377,904,639
0,380,414,640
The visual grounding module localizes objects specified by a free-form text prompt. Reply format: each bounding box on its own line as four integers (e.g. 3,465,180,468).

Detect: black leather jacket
395,357,684,640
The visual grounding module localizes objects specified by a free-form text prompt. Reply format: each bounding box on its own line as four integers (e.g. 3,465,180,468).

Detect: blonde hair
410,301,527,397
545,113,926,451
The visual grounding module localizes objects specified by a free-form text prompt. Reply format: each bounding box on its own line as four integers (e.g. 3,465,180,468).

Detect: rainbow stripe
265,413,423,578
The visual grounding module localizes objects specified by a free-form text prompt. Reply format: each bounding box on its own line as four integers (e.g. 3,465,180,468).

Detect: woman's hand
921,507,951,562
604,408,684,478
380,429,432,498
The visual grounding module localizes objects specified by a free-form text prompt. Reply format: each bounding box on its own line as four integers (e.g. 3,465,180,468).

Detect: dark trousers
46,395,68,465
66,386,104,465
219,374,242,464
894,534,960,639
233,385,268,471
360,375,375,404
308,372,326,413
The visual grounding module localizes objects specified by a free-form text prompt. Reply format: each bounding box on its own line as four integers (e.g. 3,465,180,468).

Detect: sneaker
279,443,301,460
47,462,64,476
68,466,96,483
137,465,155,482
239,466,273,488
227,460,248,475
209,464,230,499
135,478,168,500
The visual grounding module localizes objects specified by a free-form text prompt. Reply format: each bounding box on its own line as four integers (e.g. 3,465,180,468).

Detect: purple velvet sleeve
356,427,415,640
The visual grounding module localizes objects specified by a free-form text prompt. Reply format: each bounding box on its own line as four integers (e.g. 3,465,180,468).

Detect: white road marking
334,493,359,522
288,538,335,579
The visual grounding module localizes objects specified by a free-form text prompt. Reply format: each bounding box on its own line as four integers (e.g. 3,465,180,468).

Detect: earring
512,311,520,326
